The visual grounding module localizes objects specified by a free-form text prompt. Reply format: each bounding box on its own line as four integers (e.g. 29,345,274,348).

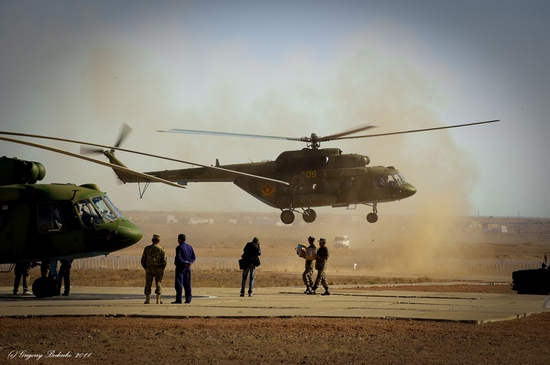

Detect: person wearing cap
310,238,330,296
141,233,167,304
302,236,316,294
173,233,196,304
240,237,261,297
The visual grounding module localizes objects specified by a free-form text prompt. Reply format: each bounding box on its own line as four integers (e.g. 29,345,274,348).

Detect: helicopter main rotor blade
158,128,302,142
0,136,186,189
329,119,500,141
0,130,290,186
318,124,377,142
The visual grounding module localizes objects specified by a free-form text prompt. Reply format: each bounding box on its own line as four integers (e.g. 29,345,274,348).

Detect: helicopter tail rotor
79,124,132,157
79,146,104,155
114,123,133,148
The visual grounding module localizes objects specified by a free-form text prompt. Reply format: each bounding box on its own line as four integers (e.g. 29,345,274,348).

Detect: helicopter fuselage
142,148,416,223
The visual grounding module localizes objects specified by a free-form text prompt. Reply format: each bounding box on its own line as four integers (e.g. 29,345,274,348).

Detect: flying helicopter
147,120,499,224
0,132,188,297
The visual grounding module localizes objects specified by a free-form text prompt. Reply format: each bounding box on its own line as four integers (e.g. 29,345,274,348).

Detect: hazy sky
1,0,549,218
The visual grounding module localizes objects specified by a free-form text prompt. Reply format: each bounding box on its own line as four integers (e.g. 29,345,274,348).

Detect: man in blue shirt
173,233,196,304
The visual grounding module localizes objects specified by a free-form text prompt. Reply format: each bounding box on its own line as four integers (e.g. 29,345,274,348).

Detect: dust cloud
310,50,487,276
79,43,490,275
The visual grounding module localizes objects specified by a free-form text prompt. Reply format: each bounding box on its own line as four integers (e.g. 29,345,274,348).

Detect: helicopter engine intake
0,156,46,185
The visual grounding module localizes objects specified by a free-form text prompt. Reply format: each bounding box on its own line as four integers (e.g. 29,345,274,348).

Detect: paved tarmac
0,285,547,323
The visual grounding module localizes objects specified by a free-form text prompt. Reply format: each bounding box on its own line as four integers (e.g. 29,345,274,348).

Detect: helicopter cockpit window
37,203,66,233
77,200,103,228
91,196,118,222
392,173,407,185
387,175,398,187
380,173,406,188
102,195,123,218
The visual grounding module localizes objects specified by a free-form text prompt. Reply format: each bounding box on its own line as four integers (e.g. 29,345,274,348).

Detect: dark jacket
242,241,261,267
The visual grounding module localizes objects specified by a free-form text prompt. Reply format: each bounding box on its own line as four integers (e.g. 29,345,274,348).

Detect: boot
322,288,331,296
144,294,150,304
156,294,162,304
304,285,312,294
308,286,317,295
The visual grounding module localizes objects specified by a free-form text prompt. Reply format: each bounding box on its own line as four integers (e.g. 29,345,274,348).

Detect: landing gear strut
366,203,378,223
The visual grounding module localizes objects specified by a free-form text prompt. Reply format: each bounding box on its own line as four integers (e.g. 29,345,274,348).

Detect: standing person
240,237,261,297
57,259,73,296
302,236,316,294
173,233,196,304
13,262,33,295
311,238,330,296
141,234,167,304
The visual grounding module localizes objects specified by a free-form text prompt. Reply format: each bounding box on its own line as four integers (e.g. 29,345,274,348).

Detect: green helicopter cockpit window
77,200,103,227
37,203,66,233
102,195,123,219
375,173,407,188
91,196,118,222
391,173,407,185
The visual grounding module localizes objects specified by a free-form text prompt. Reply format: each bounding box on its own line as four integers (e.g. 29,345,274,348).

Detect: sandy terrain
2,311,550,364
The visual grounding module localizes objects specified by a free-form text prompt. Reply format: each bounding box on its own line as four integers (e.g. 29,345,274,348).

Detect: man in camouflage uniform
311,238,330,296
302,236,316,294
141,234,167,304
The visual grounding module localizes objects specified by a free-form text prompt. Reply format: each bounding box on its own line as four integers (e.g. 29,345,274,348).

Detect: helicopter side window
91,196,118,222
77,200,103,228
375,175,388,188
37,203,66,233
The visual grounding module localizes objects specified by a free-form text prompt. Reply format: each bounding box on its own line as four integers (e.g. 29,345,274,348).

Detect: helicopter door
37,203,66,233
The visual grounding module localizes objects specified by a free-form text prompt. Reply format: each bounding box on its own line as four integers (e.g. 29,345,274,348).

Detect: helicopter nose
112,220,143,248
401,184,417,198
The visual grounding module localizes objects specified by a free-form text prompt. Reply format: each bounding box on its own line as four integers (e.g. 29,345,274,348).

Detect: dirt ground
2,311,550,364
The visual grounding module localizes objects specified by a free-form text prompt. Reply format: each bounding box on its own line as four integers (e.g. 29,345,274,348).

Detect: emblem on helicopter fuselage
261,183,275,196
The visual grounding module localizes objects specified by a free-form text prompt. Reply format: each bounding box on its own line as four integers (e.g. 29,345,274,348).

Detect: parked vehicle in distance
511,254,550,295
333,235,350,249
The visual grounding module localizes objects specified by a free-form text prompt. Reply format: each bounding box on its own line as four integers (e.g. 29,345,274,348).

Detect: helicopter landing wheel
280,210,295,225
303,209,317,223
366,213,378,223
32,276,58,298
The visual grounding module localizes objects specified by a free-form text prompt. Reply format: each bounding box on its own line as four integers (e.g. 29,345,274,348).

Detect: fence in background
72,256,543,277
1,256,542,277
